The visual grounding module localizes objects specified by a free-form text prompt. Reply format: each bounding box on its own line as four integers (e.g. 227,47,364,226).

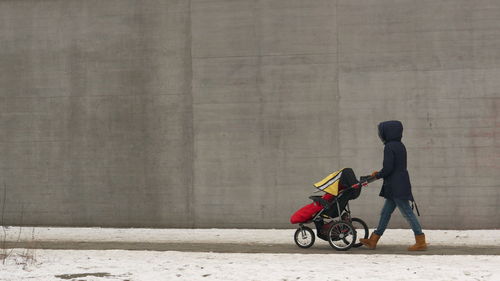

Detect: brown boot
408,234,427,251
360,233,381,249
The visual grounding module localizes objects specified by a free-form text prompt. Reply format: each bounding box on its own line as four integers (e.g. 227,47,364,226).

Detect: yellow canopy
313,168,345,196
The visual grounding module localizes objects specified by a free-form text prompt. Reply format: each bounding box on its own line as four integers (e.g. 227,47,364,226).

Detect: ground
1,228,499,281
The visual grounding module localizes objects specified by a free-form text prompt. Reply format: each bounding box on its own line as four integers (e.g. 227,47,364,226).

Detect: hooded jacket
376,120,414,201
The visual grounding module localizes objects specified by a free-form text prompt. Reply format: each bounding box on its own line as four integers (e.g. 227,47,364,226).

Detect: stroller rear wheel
350,217,369,248
327,221,356,251
294,226,315,248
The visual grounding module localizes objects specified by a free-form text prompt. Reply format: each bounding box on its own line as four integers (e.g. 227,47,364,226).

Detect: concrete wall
0,0,499,229
0,0,194,227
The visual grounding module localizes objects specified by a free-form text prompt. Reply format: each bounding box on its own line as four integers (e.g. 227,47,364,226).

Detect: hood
378,120,403,143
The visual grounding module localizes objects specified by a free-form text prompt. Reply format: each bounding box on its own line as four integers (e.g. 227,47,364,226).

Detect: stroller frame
294,174,377,251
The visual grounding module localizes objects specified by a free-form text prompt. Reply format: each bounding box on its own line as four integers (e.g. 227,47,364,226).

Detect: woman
360,120,427,251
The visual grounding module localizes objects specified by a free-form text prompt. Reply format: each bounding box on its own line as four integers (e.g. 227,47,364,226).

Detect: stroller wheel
327,221,356,251
350,218,369,248
294,226,315,248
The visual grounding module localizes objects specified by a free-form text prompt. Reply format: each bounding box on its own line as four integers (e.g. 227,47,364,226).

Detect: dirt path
5,241,500,255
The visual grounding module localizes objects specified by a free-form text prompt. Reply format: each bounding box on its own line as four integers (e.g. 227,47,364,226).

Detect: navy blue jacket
376,121,414,201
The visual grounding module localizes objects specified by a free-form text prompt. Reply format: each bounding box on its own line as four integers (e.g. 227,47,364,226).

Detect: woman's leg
373,198,397,236
394,199,423,235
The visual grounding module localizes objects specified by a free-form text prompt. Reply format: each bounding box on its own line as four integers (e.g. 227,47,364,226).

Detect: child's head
378,120,403,144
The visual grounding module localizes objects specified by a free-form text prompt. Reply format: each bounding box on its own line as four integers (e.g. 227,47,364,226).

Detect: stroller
290,168,377,251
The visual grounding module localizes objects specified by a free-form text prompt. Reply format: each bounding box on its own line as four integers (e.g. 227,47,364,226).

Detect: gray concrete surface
0,0,499,229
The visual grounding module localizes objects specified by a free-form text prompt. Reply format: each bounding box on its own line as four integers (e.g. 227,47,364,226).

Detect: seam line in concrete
192,52,339,60
187,0,195,228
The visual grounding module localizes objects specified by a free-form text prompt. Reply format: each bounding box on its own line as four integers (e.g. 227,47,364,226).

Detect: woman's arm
376,145,395,179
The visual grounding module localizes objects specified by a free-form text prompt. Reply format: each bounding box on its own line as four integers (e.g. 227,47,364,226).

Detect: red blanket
290,194,334,224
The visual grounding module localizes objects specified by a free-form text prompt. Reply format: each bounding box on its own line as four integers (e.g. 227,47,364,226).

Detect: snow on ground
3,227,500,246
1,228,499,281
1,249,499,281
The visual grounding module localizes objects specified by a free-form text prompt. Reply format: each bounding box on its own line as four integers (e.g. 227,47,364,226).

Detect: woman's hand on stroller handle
357,175,378,186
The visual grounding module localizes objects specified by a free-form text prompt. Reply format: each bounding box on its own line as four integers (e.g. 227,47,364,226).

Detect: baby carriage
290,168,377,251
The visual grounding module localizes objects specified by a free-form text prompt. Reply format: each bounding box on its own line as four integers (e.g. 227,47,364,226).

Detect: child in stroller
290,168,377,251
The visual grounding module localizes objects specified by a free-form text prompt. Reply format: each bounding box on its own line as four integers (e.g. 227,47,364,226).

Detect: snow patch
0,250,499,281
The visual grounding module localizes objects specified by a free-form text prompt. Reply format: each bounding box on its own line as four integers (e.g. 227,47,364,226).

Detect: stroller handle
351,175,378,189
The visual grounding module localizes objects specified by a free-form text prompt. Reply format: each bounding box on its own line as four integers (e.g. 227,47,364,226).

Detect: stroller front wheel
294,226,315,248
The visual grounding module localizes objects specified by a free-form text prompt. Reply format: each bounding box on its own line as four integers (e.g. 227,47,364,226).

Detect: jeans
373,198,423,236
